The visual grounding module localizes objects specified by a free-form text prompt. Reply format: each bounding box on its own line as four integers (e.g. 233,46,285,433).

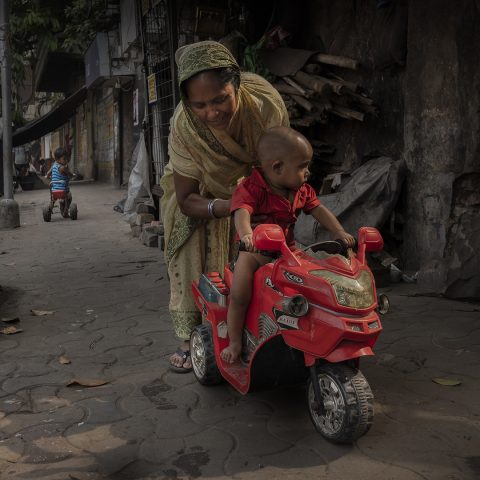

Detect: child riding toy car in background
43,147,78,222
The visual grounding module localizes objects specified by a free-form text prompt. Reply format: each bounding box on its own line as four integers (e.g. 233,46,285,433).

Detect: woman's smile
185,72,237,131
207,112,229,129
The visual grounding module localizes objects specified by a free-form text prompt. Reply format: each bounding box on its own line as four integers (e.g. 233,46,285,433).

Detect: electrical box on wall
85,32,134,88
85,33,111,88
120,0,139,54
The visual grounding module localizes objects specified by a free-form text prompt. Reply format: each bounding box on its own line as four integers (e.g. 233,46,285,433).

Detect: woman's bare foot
220,341,242,363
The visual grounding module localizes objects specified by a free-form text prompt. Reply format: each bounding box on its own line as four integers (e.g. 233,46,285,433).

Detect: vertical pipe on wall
0,0,13,199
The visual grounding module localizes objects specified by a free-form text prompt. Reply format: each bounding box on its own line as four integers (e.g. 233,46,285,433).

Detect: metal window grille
140,0,177,185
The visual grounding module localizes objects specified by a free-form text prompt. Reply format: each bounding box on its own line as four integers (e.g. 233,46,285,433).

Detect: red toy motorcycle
191,224,385,444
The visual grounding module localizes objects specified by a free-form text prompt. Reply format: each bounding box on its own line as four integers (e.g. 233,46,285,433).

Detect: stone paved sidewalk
0,183,479,480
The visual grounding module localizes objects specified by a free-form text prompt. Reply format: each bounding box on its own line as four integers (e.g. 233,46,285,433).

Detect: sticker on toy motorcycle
273,308,299,329
284,271,304,285
265,277,282,294
217,321,228,338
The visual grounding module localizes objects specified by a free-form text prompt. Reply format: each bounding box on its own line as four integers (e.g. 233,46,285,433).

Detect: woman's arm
173,170,231,219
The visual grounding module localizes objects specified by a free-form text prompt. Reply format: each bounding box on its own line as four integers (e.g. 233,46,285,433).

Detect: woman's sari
160,41,289,340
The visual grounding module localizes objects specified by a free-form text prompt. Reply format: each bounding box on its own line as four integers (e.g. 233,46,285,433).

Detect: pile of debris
129,201,165,250
262,48,378,128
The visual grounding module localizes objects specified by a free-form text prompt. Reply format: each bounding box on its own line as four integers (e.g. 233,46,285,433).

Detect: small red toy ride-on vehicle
42,180,78,222
191,224,385,444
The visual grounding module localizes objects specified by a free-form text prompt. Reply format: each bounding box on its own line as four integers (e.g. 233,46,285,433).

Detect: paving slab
0,184,479,479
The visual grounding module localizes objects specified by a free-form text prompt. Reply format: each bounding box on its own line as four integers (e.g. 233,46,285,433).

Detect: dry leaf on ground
66,378,109,388
1,317,19,323
58,356,71,365
432,377,462,386
31,309,55,316
0,326,23,335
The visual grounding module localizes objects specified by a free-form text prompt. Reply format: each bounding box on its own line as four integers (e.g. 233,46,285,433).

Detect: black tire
60,200,69,218
307,363,374,444
377,294,390,314
42,206,52,222
190,324,223,385
69,203,78,220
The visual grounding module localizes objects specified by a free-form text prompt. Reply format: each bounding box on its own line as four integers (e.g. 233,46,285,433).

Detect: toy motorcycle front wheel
307,363,374,444
190,324,223,386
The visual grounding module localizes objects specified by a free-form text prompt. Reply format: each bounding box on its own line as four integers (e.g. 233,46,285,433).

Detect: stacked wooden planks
272,53,378,128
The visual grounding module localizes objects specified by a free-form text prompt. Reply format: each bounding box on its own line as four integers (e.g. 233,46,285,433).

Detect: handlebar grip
238,240,247,252
334,237,357,255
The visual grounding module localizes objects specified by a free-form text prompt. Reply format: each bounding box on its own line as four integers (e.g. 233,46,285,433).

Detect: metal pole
0,0,20,229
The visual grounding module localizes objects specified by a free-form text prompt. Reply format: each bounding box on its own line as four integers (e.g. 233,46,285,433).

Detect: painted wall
94,88,115,183
403,0,480,298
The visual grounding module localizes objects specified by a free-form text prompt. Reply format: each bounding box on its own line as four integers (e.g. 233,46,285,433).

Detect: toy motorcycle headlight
283,295,309,317
309,270,375,309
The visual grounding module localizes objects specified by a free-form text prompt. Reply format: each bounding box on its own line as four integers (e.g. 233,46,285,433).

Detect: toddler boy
220,126,354,363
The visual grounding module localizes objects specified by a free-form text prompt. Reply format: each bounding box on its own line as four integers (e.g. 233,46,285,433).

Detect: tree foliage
10,0,116,86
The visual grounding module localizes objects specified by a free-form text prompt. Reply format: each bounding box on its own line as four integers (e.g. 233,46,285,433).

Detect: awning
12,86,87,147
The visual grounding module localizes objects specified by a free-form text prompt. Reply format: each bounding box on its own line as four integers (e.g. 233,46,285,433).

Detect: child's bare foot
220,342,242,363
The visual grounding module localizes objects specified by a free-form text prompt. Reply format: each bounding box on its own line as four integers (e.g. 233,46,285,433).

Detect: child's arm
310,204,355,247
60,165,74,178
234,208,254,252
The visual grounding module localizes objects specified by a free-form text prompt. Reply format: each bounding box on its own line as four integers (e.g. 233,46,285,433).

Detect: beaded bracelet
207,198,220,218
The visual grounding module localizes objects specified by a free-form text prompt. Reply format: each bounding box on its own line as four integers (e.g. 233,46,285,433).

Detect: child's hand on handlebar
241,233,255,252
334,230,356,248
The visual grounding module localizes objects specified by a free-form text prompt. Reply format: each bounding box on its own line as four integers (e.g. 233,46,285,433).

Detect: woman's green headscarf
175,40,240,87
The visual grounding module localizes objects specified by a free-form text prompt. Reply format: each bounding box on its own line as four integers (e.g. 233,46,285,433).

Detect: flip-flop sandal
169,347,193,374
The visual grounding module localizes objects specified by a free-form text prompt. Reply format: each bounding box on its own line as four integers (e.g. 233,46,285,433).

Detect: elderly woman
161,41,289,372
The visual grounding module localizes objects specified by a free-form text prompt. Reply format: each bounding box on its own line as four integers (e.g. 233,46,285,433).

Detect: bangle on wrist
207,198,220,218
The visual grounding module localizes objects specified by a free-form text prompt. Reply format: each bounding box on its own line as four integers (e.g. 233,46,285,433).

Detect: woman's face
185,71,237,131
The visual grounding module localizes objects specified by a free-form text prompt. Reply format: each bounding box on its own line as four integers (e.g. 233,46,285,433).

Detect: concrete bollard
0,199,20,230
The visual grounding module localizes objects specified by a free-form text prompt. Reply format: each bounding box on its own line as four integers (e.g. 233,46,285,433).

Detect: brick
130,225,142,238
141,230,158,248
158,235,165,251
143,223,164,235
135,203,154,214
135,213,154,226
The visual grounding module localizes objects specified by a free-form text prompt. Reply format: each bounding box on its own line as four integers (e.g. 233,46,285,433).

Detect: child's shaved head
256,126,312,167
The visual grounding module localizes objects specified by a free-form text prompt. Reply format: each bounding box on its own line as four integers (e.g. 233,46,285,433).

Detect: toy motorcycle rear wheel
190,324,223,385
307,363,373,444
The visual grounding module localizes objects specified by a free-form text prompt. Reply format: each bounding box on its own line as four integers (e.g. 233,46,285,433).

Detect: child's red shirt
230,167,321,246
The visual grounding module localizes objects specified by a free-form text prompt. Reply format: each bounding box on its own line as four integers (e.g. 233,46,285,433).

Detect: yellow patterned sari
160,41,289,340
